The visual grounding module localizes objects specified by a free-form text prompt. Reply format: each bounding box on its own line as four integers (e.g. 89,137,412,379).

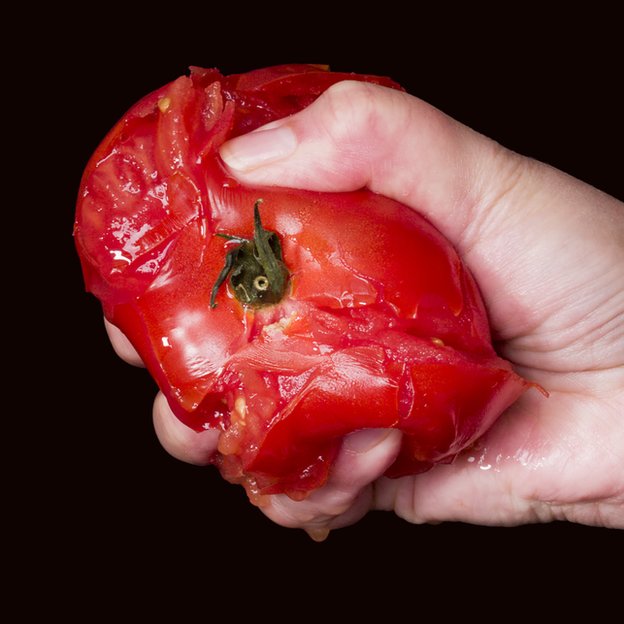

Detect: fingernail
342,428,394,454
219,123,298,172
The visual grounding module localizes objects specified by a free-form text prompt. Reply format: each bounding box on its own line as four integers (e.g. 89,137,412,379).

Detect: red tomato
74,65,532,499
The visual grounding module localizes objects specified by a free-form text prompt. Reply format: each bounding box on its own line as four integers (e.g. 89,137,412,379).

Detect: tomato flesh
74,65,531,499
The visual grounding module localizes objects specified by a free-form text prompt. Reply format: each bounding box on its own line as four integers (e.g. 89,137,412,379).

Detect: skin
108,81,624,535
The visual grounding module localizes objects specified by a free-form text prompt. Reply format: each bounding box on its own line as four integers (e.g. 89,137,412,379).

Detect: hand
111,81,624,534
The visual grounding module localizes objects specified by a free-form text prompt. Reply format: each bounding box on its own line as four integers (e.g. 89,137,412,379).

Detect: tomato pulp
74,65,532,499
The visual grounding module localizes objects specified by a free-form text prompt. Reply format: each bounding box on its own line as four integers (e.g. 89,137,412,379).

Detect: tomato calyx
210,200,290,308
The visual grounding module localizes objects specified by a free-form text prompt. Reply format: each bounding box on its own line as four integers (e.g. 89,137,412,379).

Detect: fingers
152,392,220,465
153,399,402,534
104,318,144,367
260,428,402,539
103,319,220,464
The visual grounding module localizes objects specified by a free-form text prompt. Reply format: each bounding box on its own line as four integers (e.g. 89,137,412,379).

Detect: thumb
219,79,499,246
220,80,624,374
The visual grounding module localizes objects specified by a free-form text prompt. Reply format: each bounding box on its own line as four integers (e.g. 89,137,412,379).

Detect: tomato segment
75,65,532,499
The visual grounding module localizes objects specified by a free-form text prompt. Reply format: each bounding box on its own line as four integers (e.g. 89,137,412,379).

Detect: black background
14,6,622,616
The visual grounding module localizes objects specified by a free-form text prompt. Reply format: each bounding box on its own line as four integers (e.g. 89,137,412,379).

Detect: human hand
112,80,623,535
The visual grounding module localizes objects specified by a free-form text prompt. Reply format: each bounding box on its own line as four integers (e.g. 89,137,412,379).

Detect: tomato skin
75,65,532,498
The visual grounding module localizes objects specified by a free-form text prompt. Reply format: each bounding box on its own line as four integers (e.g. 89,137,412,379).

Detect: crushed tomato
74,64,533,499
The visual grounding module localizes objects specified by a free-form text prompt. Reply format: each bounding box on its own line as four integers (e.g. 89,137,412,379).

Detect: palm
375,376,622,526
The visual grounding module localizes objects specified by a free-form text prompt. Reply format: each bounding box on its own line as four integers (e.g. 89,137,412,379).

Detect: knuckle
318,80,387,143
314,80,414,174
263,486,357,529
